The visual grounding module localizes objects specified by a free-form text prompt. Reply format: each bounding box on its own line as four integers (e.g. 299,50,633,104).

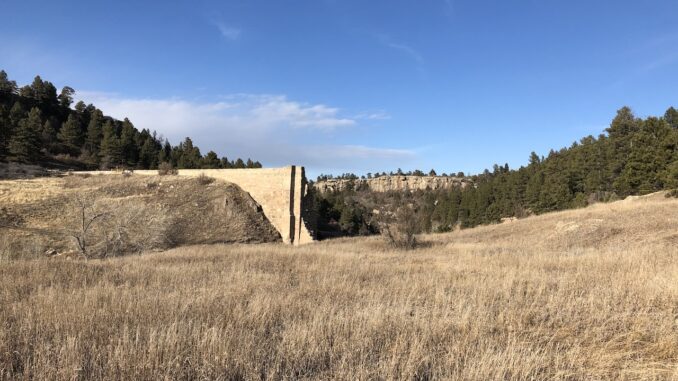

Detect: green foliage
0,70,262,169
202,151,221,168
99,121,122,169
0,70,18,96
315,106,678,236
120,118,138,167
57,114,83,155
8,107,42,163
84,109,104,157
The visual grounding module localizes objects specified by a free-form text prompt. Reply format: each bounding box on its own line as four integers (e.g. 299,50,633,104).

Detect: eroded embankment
0,174,281,259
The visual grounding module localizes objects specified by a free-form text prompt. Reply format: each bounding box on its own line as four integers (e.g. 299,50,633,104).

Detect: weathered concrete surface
314,175,472,193
84,166,314,245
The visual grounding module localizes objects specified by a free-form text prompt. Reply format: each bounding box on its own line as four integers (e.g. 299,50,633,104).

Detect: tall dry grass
1,192,677,380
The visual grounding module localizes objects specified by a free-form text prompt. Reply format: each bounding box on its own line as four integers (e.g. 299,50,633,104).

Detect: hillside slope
0,174,281,259
428,190,678,251
0,190,677,379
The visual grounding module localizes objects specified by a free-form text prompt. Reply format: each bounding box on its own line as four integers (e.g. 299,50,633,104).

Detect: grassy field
1,192,677,380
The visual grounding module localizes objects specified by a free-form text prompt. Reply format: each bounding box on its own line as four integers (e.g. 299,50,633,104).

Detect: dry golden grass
1,192,678,380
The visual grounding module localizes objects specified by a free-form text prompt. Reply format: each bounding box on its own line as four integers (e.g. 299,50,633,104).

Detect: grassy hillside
1,192,676,379
0,174,280,259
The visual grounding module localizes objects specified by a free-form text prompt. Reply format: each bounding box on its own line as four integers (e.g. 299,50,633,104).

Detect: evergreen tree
8,107,42,163
57,114,83,155
665,107,678,129
203,151,221,168
0,105,10,159
220,157,231,168
9,101,25,127
41,119,58,154
0,70,18,96
84,109,103,156
139,137,159,169
57,86,75,108
177,137,201,168
99,121,122,168
158,139,172,165
120,118,138,167
233,158,246,168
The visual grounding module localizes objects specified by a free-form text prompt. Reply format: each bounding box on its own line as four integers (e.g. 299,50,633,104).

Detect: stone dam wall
84,166,314,245
313,175,473,193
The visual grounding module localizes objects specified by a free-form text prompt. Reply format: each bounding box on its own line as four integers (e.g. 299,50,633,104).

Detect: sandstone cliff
313,176,472,193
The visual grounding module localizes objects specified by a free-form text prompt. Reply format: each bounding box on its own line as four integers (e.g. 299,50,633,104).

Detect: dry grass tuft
1,192,677,379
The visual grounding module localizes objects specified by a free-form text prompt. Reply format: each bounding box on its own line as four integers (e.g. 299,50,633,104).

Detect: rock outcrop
313,176,472,193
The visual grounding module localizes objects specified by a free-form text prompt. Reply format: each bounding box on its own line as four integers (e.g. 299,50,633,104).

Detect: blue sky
2,0,677,178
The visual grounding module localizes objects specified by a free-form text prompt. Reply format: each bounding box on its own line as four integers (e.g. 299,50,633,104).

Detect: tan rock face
313,176,472,193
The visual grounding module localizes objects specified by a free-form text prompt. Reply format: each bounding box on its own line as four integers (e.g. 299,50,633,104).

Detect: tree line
0,70,262,170
313,106,678,237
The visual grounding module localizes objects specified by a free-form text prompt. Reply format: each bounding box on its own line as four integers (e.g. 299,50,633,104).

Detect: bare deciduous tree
68,195,110,259
378,204,418,250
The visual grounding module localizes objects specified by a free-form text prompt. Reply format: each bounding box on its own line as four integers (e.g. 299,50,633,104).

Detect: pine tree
57,114,83,155
99,121,122,169
158,140,172,165
0,70,18,96
84,110,103,156
220,157,231,168
177,137,201,168
57,86,75,108
120,118,138,167
665,107,678,129
9,102,25,127
41,119,58,154
8,107,42,163
139,137,159,169
0,105,10,159
203,151,221,168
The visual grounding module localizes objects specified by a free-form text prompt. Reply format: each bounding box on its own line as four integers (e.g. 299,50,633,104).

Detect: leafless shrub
380,204,418,250
63,195,173,259
66,195,111,259
158,162,178,176
100,201,173,257
196,173,215,185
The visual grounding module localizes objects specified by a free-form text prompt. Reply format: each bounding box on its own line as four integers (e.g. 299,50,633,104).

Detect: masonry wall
89,166,314,245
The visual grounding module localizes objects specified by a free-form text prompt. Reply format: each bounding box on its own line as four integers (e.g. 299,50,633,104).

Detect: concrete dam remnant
86,166,314,245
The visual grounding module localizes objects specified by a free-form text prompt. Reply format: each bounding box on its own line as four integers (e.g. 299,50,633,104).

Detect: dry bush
380,204,418,250
196,173,215,185
61,196,173,259
157,162,178,176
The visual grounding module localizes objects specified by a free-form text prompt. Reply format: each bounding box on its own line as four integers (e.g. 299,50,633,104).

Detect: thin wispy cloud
377,34,424,64
215,22,241,40
641,52,678,73
355,111,391,120
631,31,678,73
